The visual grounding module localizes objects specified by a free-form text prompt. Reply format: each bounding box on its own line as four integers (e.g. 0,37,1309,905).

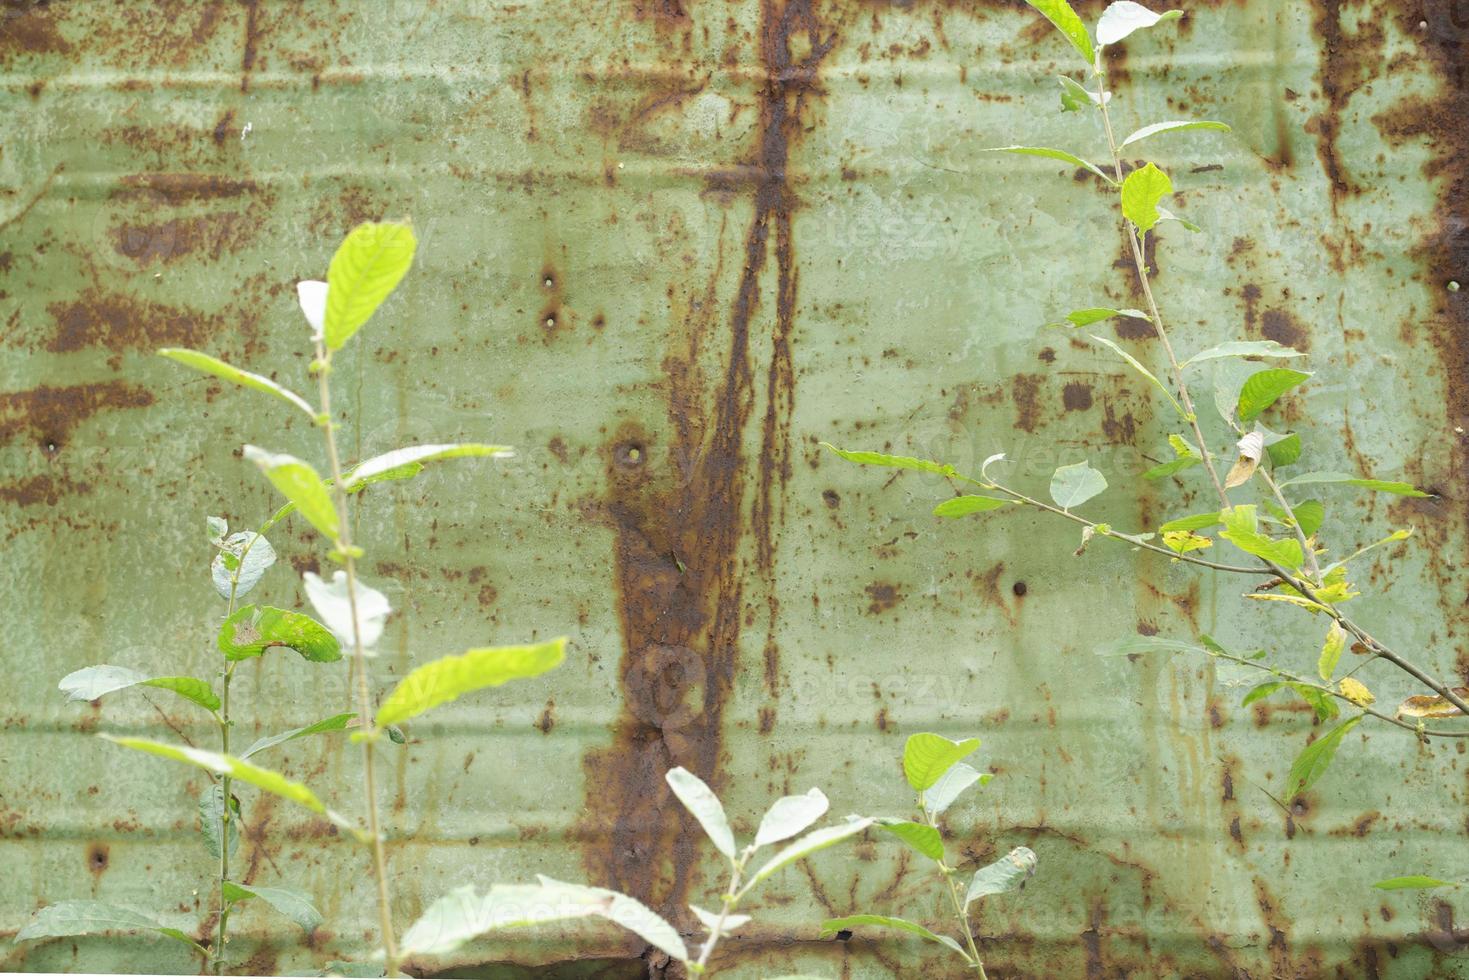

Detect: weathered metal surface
2,0,1468,976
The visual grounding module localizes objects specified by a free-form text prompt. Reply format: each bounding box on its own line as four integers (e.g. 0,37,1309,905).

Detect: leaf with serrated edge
754,787,830,848
664,767,736,858
345,443,514,490
59,665,220,712
376,638,566,728
966,847,1039,907
904,733,981,791
1119,120,1230,148
987,146,1112,184
159,348,315,419
323,222,417,351
217,605,341,663
820,914,969,959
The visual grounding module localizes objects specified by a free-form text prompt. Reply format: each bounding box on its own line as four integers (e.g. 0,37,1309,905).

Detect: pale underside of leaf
58,665,220,713
345,443,515,489
159,347,315,419
663,765,736,858
965,846,1039,907
754,787,830,848
987,145,1113,184
1119,119,1230,148
240,713,357,760
820,914,969,959
1096,1,1183,46
15,901,205,953
741,819,875,896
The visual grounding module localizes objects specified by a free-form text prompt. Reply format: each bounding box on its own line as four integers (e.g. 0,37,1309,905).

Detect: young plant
390,766,871,978
14,221,567,976
822,734,1036,980
828,2,1466,811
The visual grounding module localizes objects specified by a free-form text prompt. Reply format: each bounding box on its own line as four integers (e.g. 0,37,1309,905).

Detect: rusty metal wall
3,0,1469,976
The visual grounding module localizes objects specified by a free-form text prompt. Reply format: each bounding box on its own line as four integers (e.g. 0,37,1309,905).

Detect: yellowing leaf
376,639,566,728
1395,688,1469,719
1317,621,1347,682
1339,678,1374,707
1162,530,1213,554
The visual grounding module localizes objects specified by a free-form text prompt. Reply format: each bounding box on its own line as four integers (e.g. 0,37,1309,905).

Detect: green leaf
1049,461,1107,510
1236,368,1310,423
1096,2,1183,46
1241,682,1287,707
240,713,356,760
820,915,969,959
754,788,830,848
1089,334,1186,417
903,733,981,791
376,638,566,728
1143,434,1202,480
874,818,944,861
933,495,1011,517
217,605,342,664
207,515,228,542
664,766,736,858
1096,635,1202,656
1062,307,1149,327
822,443,956,477
59,665,220,713
222,882,323,932
101,736,356,834
1317,622,1348,682
740,819,875,895
323,221,418,351
1292,500,1324,538
1155,205,1201,233
211,531,276,600
399,878,688,963
1057,75,1099,112
1159,512,1222,534
1218,505,1303,569
1265,432,1302,468
345,443,514,491
15,901,205,953
1119,120,1231,149
925,762,991,816
1020,0,1095,64
199,783,241,859
242,446,340,541
1121,162,1173,233
1181,339,1306,368
1374,876,1460,891
986,146,1112,184
1287,682,1339,722
965,846,1039,906
159,348,315,419
1279,471,1430,498
1285,717,1361,798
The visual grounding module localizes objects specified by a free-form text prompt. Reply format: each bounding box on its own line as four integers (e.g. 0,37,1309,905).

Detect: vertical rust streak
579,0,834,926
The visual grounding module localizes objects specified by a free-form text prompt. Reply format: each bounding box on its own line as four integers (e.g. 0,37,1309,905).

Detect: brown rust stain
0,381,155,447
578,0,835,921
46,287,258,353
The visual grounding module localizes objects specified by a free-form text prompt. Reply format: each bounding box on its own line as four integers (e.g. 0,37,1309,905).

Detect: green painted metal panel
2,0,1468,976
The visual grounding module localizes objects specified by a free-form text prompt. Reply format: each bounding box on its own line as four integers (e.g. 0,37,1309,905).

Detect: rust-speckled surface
3,1,1468,976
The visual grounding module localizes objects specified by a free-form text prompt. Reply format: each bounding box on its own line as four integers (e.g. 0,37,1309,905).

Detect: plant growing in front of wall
822,734,1036,980
389,765,874,978
828,1,1467,815
13,222,567,976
